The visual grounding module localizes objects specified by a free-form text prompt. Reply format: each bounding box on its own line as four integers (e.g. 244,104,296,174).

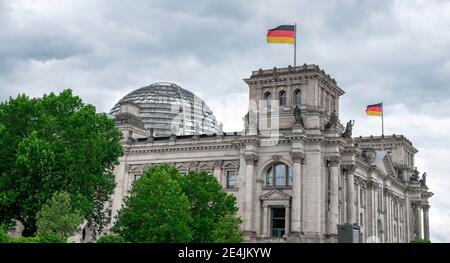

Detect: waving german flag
366,103,383,116
267,25,295,44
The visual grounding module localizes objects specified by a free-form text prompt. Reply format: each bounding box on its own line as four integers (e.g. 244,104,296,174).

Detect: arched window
264,92,272,107
266,163,292,187
278,90,287,105
293,89,302,105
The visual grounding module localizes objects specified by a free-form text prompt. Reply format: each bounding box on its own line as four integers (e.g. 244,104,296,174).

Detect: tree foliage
113,165,243,243
36,191,83,241
113,165,192,242
0,90,123,236
182,170,242,243
96,234,125,243
211,213,243,243
410,238,431,243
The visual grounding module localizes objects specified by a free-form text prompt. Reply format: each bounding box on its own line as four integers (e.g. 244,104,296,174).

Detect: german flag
267,25,295,44
366,103,383,116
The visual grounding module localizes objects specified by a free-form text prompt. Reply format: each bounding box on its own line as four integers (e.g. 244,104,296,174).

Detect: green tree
96,234,125,243
211,213,243,243
36,191,83,241
182,170,242,243
410,238,431,243
0,90,123,236
113,165,192,242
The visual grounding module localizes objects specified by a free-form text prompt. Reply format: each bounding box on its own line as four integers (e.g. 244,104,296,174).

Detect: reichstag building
102,65,432,243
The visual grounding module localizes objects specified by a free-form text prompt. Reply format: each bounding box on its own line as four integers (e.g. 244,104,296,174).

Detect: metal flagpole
294,23,297,67
381,101,384,136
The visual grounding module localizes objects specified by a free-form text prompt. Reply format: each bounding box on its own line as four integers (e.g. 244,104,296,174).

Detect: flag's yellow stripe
267,36,295,44
366,110,382,116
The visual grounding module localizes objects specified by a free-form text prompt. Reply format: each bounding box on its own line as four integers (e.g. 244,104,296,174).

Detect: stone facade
106,65,433,243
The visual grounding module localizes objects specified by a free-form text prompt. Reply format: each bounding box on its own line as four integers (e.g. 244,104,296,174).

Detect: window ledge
262,186,293,190
224,188,239,192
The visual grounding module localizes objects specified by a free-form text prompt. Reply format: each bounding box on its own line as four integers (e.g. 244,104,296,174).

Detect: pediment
222,160,239,169
198,161,214,170
128,164,145,174
260,189,291,201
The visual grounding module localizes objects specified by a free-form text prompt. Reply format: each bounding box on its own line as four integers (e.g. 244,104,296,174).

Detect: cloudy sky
1,0,449,242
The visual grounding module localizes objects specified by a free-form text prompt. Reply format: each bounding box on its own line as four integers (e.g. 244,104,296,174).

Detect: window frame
293,89,302,105
278,90,287,106
226,170,237,189
264,92,272,108
265,163,292,188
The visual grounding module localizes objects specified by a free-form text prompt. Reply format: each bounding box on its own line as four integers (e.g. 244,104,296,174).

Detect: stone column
213,160,222,186
422,204,430,241
285,205,291,236
243,153,258,237
366,181,377,238
383,189,389,242
290,151,304,235
413,202,422,239
344,165,357,224
262,205,269,237
404,195,410,241
327,156,340,235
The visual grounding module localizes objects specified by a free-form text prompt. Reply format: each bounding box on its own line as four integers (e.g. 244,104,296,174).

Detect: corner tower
243,64,345,134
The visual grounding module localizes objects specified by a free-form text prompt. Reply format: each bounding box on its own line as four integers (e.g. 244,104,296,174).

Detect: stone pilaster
290,151,305,235
412,201,422,240
344,164,357,224
262,205,269,238
326,156,340,235
213,160,222,185
243,153,258,237
422,204,430,241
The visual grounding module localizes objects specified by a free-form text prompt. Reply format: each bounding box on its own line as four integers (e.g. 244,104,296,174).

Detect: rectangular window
271,207,286,238
226,170,236,189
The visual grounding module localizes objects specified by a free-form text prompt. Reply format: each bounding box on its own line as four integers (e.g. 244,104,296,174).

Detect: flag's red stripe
366,106,382,112
267,30,295,38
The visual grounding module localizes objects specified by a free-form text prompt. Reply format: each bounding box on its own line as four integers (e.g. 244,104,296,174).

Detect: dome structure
110,82,218,137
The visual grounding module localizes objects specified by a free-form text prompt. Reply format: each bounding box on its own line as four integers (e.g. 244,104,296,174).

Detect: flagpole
294,23,297,67
381,101,384,137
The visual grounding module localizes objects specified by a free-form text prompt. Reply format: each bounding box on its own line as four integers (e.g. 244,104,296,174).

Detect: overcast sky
1,0,449,242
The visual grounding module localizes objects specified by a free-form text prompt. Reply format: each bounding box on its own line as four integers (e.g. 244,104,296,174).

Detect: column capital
411,200,421,208
244,153,258,165
366,180,379,189
421,204,430,211
325,156,341,167
342,164,357,174
290,151,305,163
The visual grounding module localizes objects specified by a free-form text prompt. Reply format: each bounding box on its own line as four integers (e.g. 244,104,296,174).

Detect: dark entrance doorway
271,207,286,237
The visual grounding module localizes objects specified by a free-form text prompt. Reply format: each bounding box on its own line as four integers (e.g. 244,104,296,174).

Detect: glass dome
110,82,218,137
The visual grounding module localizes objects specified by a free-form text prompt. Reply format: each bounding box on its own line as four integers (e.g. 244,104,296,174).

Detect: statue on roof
420,172,427,187
325,111,338,130
411,167,420,182
342,120,355,138
294,105,304,127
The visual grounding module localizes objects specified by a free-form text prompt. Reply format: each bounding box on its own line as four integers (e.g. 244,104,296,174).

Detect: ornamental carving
421,204,430,211
290,151,305,163
354,176,367,188
272,155,281,162
244,154,258,165
325,156,341,167
342,164,357,174
260,189,291,201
